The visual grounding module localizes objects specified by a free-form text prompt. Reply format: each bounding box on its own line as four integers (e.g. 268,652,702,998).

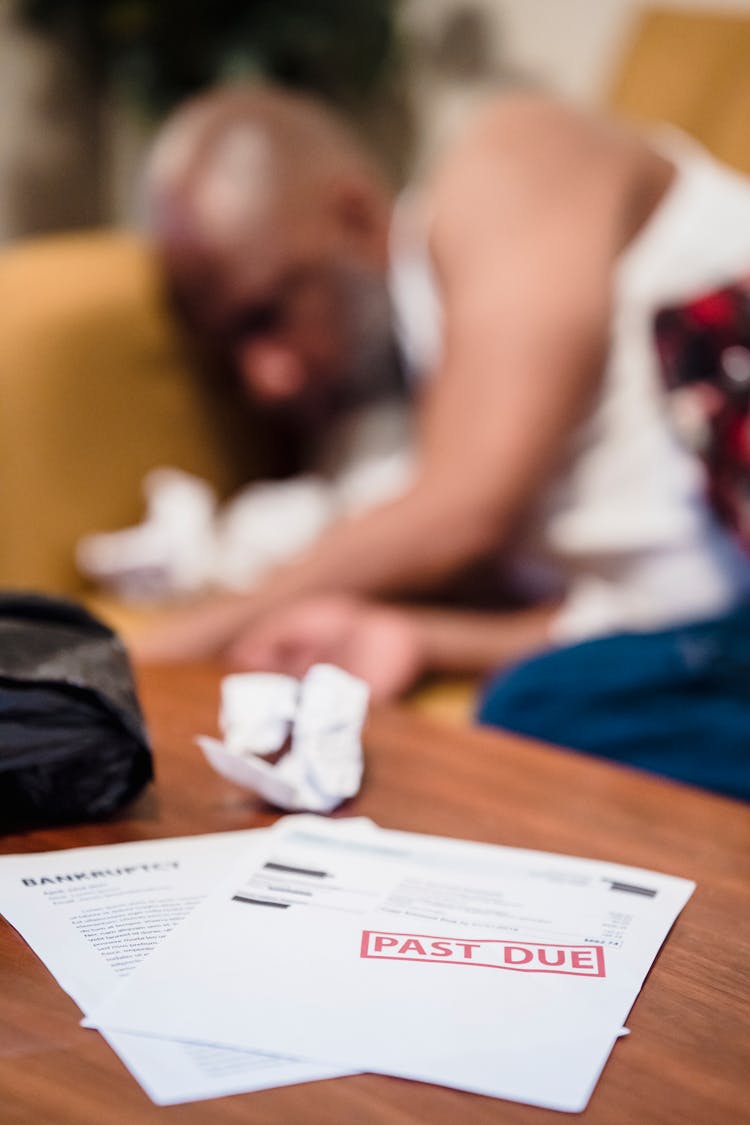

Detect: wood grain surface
1,663,748,1125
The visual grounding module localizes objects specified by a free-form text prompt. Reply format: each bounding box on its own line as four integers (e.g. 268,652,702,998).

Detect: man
139,84,750,798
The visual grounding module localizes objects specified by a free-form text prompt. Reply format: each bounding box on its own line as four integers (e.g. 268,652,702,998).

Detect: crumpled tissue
197,664,369,812
76,468,218,600
76,470,333,602
76,399,414,602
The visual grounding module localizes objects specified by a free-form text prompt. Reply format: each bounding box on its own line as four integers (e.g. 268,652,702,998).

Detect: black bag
0,593,153,830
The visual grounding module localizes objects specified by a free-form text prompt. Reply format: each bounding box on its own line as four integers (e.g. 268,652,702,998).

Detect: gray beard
334,265,409,411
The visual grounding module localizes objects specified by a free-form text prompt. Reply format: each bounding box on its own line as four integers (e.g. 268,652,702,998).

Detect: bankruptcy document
87,818,695,1112
0,828,355,1105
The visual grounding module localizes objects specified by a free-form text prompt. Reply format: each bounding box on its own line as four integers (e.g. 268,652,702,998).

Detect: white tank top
388,130,750,642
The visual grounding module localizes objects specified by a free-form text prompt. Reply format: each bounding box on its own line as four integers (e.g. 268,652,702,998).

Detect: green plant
17,0,400,116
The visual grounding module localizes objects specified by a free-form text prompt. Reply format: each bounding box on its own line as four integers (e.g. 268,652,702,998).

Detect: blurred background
3,0,750,599
4,0,750,242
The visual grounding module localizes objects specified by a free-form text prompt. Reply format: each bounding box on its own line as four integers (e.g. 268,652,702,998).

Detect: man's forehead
164,215,334,333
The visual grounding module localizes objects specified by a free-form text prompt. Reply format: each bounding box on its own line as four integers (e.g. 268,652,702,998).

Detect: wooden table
1,663,749,1124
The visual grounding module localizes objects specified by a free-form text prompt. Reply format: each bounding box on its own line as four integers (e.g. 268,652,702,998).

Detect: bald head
148,84,393,259
146,85,394,412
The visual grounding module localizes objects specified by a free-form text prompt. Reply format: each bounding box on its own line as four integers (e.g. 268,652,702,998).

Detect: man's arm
135,98,621,662
402,601,560,675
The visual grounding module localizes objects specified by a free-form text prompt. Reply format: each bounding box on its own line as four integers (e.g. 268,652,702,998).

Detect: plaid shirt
655,279,750,549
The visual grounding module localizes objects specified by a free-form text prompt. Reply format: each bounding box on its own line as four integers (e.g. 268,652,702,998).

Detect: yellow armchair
0,232,254,594
609,7,750,176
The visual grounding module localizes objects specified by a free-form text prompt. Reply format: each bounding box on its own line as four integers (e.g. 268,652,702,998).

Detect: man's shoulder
427,93,634,262
430,93,601,189
460,91,593,144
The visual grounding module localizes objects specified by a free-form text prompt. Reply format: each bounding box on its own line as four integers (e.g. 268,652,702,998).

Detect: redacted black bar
263,861,329,878
231,894,290,908
608,881,657,897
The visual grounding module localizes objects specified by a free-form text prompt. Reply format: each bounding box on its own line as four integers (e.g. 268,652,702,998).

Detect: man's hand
225,595,425,702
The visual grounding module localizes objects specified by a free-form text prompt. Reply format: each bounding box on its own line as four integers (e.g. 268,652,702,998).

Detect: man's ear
329,175,389,262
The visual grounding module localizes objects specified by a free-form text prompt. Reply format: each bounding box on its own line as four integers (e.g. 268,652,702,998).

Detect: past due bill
87,817,694,1111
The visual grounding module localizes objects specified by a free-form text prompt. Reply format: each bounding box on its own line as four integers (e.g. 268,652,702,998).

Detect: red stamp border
360,929,606,977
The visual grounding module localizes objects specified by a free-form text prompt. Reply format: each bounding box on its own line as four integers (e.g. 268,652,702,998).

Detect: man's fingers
225,628,325,675
224,634,281,671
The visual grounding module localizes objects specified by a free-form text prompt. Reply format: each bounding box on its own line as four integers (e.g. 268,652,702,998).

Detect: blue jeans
477,604,750,801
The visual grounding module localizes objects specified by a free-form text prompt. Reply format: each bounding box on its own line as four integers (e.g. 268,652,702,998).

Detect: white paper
198,664,369,812
87,819,694,1112
0,828,355,1104
220,672,298,755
